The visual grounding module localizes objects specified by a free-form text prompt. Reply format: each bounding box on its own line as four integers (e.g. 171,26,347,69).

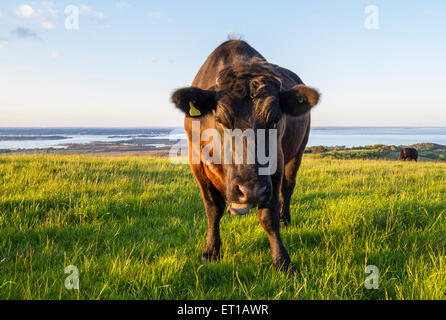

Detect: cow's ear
280,84,320,117
171,87,216,117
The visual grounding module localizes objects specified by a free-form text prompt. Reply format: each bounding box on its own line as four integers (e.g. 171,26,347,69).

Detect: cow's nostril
236,185,249,203
235,184,268,204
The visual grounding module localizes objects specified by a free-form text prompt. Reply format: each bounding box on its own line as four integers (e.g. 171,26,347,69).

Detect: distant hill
409,143,446,152
306,143,446,162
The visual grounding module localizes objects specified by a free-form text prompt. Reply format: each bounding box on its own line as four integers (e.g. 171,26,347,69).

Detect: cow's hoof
280,263,296,274
285,263,297,274
200,252,220,264
274,260,296,274
280,216,291,227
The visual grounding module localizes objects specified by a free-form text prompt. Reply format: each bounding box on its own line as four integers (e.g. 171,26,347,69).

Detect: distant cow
171,40,320,272
399,148,418,161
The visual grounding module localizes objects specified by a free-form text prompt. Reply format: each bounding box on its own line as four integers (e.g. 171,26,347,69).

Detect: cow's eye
298,96,306,104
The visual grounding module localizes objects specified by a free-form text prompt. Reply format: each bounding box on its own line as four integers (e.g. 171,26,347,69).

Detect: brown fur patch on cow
294,84,320,107
215,64,283,126
216,64,282,99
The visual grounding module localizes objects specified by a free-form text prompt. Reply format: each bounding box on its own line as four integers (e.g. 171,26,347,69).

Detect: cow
171,40,320,272
399,147,418,162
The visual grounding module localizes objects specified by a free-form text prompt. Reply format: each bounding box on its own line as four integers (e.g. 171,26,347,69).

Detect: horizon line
1,126,446,129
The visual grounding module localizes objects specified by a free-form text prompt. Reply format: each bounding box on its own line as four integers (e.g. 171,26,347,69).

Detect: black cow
171,40,320,272
399,148,418,162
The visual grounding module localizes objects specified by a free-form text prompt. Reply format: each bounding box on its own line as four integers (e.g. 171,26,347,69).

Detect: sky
0,0,445,127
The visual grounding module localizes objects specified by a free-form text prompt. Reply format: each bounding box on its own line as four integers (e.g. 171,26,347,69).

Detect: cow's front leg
257,206,295,273
200,185,226,263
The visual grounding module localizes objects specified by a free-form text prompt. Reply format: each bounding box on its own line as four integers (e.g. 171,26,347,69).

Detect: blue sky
0,1,445,127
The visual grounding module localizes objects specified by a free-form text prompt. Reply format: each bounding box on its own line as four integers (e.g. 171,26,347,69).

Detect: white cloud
42,2,59,17
41,19,56,30
80,5,105,20
15,3,58,30
51,51,59,60
0,44,4,52
16,4,35,19
148,11,165,21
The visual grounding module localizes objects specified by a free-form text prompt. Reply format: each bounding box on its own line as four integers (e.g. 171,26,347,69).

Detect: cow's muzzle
227,184,269,216
227,203,253,216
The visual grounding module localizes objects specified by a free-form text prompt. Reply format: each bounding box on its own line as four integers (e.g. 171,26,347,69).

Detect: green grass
0,155,445,300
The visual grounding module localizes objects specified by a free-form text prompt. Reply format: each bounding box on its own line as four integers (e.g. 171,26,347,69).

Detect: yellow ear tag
189,101,201,117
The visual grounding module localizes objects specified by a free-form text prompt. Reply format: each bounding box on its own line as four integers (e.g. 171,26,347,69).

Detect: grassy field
0,155,445,300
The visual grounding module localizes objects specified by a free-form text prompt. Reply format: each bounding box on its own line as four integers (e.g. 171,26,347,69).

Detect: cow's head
171,64,320,215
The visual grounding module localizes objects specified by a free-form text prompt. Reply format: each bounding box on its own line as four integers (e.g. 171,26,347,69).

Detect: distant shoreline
0,136,68,141
1,142,445,162
1,127,446,154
